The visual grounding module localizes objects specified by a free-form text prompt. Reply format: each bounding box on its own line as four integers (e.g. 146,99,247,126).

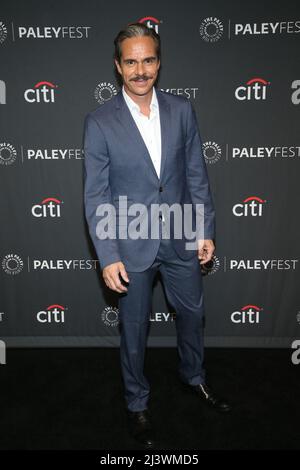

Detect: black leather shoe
180,381,232,413
127,409,156,448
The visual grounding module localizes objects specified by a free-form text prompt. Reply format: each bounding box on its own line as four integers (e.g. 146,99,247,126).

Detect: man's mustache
131,75,153,81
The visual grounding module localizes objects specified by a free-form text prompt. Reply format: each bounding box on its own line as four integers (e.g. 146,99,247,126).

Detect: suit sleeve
83,113,121,270
184,99,216,240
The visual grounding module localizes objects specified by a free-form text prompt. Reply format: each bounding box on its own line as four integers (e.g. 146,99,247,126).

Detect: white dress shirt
122,85,162,179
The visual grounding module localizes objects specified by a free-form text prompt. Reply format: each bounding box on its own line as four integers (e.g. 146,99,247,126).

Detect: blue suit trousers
118,222,207,412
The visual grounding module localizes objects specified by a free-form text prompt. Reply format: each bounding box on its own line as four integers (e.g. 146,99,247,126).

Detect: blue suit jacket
83,88,215,272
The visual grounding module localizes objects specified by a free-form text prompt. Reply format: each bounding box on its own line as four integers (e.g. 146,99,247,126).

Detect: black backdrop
1,0,299,348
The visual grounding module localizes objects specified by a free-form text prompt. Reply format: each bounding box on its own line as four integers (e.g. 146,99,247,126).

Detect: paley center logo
101,306,119,327
0,142,84,163
0,21,8,44
138,16,161,34
2,254,24,275
231,304,263,324
31,197,63,218
235,77,270,101
0,143,17,165
199,17,224,42
201,255,221,276
203,141,222,164
232,196,266,217
24,81,58,103
94,82,117,105
199,19,300,41
101,306,175,326
37,304,66,323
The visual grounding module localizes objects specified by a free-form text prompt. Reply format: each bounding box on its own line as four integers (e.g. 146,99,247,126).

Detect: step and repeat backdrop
1,0,299,348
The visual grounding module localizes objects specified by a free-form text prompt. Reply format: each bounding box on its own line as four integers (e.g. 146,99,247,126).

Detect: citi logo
235,77,270,101
138,16,161,34
31,197,62,217
232,196,266,217
24,81,58,103
231,305,263,324
37,304,66,323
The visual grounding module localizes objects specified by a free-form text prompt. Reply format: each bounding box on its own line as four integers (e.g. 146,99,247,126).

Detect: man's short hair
114,22,161,64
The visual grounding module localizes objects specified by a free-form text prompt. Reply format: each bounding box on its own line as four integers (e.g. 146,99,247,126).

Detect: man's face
115,36,160,98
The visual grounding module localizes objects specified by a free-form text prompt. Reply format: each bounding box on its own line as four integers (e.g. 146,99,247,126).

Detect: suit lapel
114,88,170,183
156,89,170,183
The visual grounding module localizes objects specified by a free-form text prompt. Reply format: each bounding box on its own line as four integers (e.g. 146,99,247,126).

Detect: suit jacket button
159,186,163,192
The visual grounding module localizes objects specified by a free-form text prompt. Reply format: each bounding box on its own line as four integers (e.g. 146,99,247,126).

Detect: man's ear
114,59,122,75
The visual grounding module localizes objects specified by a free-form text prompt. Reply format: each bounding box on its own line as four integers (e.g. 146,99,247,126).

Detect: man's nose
136,61,145,75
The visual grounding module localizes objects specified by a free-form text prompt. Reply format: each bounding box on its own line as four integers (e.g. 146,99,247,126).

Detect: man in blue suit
83,22,231,448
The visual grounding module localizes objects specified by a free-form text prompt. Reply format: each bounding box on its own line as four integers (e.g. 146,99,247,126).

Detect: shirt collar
122,85,158,114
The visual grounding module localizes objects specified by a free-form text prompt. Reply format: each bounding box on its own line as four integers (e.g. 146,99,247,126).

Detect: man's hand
197,239,215,265
102,261,130,293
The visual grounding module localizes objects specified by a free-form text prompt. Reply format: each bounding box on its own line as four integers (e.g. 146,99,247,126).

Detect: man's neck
123,85,154,109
